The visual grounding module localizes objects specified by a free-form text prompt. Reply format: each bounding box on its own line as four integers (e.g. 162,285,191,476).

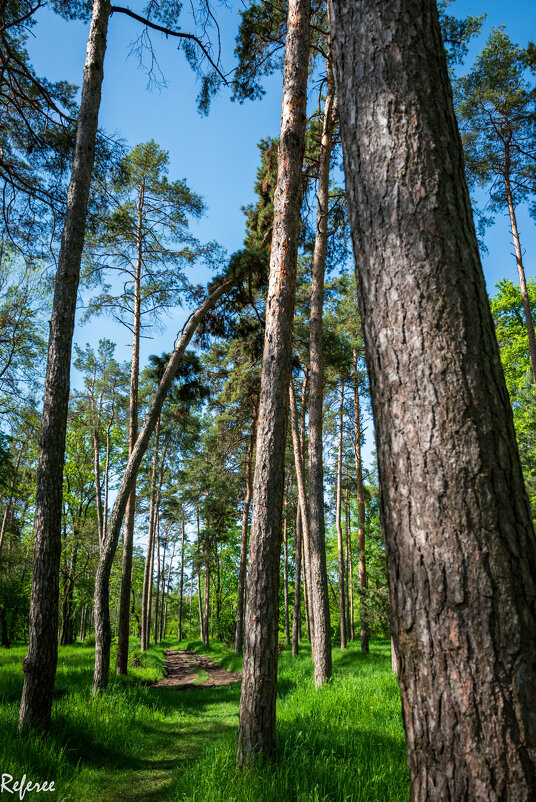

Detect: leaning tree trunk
18,0,111,731
235,405,258,654
329,0,536,797
92,277,237,694
236,0,310,765
116,204,142,674
335,382,346,650
503,161,536,388
307,54,337,684
353,353,368,653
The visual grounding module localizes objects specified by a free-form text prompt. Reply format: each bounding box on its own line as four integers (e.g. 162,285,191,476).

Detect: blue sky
27,0,536,468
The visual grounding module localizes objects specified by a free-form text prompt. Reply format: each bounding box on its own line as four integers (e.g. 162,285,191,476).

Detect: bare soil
151,649,242,690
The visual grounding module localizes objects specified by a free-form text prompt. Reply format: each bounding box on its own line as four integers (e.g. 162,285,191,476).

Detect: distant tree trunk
215,543,221,640
282,497,290,646
0,441,24,555
0,609,10,648
196,507,204,639
19,0,111,731
178,517,186,642
301,524,312,644
335,383,346,650
330,0,536,795
162,540,175,641
236,0,310,764
92,278,236,694
79,606,87,642
153,518,161,645
503,162,536,387
116,196,143,674
291,502,302,657
345,490,354,642
353,359,368,653
307,53,336,684
141,417,160,651
235,405,258,654
202,554,210,647
60,544,78,646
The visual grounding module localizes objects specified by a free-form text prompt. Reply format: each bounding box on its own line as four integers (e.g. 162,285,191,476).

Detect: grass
0,638,408,801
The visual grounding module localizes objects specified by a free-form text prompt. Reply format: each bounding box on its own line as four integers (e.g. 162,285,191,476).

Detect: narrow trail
152,649,242,690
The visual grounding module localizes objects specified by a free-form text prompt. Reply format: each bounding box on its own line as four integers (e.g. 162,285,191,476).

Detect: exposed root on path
151,649,242,690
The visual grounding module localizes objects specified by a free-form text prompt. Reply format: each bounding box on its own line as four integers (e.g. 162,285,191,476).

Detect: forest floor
0,637,408,801
152,649,242,689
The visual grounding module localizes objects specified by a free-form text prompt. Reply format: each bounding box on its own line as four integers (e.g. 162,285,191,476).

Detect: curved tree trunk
92,278,237,693
18,0,111,731
236,0,310,764
330,0,536,797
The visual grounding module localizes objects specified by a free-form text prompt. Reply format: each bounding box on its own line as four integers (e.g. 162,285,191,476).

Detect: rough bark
92,278,236,693
235,406,258,654
18,0,111,731
335,382,346,650
307,54,336,683
236,0,310,764
329,0,536,797
353,354,368,653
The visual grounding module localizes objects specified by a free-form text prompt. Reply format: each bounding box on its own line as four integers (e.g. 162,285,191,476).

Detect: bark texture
236,0,310,764
18,0,110,730
329,0,536,798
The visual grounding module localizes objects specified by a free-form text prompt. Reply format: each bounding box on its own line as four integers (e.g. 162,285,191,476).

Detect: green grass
0,638,408,801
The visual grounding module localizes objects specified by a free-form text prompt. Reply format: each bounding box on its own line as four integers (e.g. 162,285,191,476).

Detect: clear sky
27,0,536,469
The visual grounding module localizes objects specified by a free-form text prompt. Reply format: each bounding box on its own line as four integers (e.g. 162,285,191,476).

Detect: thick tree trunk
235,406,258,653
291,502,302,657
236,0,310,764
307,55,336,683
18,0,110,731
330,0,536,797
353,355,368,653
116,207,142,674
178,517,185,642
92,278,235,693
504,166,536,388
335,383,346,650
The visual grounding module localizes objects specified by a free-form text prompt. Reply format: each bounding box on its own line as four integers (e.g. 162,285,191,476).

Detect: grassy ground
0,638,408,801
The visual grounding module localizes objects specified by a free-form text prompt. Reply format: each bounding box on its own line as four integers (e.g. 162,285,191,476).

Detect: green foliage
437,0,485,69
490,278,536,510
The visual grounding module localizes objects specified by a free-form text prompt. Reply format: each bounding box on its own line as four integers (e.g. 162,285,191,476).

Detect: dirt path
152,649,242,690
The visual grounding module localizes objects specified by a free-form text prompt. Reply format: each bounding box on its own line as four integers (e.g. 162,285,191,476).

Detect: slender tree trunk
289,381,315,642
503,164,536,387
345,490,354,642
202,556,210,647
153,518,161,645
92,279,235,694
353,351,368,653
141,417,160,651
291,502,302,657
178,517,185,642
0,441,24,555
60,545,78,646
330,0,536,795
235,405,258,653
283,498,290,646
301,524,311,644
307,54,336,684
196,506,204,639
335,383,346,650
116,198,143,674
236,0,310,763
19,0,111,731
